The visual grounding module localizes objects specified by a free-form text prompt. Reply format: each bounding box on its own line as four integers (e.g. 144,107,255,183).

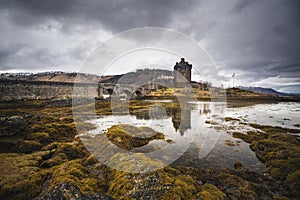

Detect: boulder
0,116,26,136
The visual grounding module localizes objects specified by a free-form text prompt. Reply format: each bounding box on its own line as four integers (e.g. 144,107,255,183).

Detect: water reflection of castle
171,107,191,135
132,103,211,136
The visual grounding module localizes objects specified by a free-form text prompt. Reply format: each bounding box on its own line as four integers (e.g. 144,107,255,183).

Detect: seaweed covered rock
28,121,77,142
46,160,107,197
26,132,50,145
0,116,26,136
0,152,51,200
232,124,300,198
105,124,165,151
108,166,196,200
40,141,89,168
285,170,300,197
196,183,226,200
42,182,114,200
17,140,43,153
216,173,257,199
109,153,165,173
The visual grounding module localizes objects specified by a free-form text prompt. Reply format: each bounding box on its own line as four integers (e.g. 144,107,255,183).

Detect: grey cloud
0,0,299,92
1,0,200,32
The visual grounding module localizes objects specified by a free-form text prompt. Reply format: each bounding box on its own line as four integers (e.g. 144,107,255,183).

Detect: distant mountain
0,69,173,85
237,86,290,96
0,71,111,83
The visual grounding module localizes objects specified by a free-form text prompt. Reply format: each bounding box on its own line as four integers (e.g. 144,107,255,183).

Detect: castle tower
173,58,192,87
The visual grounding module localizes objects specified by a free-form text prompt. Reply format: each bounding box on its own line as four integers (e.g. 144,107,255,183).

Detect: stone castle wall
0,79,98,101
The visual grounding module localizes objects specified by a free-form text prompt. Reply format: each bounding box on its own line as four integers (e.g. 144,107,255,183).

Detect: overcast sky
0,0,299,92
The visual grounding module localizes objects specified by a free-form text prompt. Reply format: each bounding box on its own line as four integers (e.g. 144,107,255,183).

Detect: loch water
86,101,300,173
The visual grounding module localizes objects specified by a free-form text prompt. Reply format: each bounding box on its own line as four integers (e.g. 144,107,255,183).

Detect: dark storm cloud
0,0,199,31
0,0,200,71
0,0,299,92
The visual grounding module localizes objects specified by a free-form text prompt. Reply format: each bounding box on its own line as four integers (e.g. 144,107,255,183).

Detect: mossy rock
40,142,89,168
28,122,77,142
217,173,257,199
273,196,291,200
107,170,134,200
83,154,98,166
224,117,240,122
26,132,50,144
0,152,51,199
106,124,165,150
40,152,68,168
43,181,113,200
234,161,243,170
232,131,264,143
160,174,196,200
42,141,89,160
285,170,300,197
108,164,196,200
233,124,300,198
225,139,235,146
197,183,226,200
109,152,165,173
270,167,284,180
0,138,21,153
217,173,246,188
17,140,42,153
0,116,26,136
49,160,105,196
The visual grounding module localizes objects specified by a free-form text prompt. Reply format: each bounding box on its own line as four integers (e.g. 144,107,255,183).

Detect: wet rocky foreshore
0,99,299,200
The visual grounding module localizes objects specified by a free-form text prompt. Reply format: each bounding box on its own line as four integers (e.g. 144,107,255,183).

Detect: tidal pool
86,101,300,173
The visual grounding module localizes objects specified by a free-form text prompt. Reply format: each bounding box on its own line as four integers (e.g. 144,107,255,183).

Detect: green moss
234,161,243,170
26,132,50,144
217,173,246,188
233,124,300,198
224,117,240,122
197,183,226,200
216,173,258,199
49,160,105,195
17,140,42,153
285,170,300,196
0,151,51,199
109,153,164,173
269,167,284,179
27,121,78,143
232,131,265,143
83,154,98,166
107,153,197,199
273,196,291,200
225,139,235,146
239,187,258,199
40,152,68,168
160,173,196,200
40,142,89,168
0,137,22,153
107,170,134,200
106,124,165,151
249,124,299,134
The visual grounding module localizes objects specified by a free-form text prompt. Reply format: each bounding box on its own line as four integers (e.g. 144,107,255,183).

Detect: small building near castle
173,58,192,87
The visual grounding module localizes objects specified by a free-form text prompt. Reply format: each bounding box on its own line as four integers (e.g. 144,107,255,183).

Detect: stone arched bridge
0,79,149,101
98,83,146,100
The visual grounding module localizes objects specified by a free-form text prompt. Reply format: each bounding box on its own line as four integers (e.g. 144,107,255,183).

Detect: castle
0,58,193,101
173,58,192,86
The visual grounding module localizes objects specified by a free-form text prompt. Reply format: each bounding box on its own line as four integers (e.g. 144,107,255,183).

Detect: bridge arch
135,90,143,98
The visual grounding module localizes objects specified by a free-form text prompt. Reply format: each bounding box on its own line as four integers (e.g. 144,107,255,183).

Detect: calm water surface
86,101,300,173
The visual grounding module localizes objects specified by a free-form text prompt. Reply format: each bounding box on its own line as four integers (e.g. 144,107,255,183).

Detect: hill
0,69,173,85
237,86,289,96
0,72,113,83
